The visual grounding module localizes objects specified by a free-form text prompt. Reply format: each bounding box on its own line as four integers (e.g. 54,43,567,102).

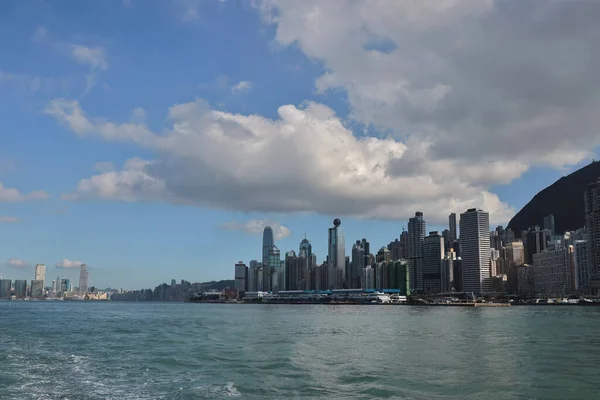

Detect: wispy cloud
122,0,133,7
30,25,47,42
55,258,83,269
182,7,199,22
231,80,253,93
0,181,49,202
0,216,20,223
6,258,31,269
220,219,291,240
30,26,108,94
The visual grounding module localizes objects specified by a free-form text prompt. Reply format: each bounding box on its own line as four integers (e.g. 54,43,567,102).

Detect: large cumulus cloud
45,98,513,224
257,0,600,167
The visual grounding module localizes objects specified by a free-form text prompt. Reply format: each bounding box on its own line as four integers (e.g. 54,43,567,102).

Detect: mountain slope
507,161,600,235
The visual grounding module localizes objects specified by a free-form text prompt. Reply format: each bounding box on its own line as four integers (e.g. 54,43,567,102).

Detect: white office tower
460,208,491,293
35,264,46,283
79,264,88,295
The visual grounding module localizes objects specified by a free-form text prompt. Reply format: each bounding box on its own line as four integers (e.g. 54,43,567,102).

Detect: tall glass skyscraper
328,219,346,289
262,226,274,267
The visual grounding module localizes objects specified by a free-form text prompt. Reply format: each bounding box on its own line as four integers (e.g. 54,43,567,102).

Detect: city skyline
2,0,600,289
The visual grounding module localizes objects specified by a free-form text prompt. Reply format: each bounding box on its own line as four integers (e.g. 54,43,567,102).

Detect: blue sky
1,0,599,289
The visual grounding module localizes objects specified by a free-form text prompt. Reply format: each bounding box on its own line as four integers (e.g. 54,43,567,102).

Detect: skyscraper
14,280,27,299
524,225,545,264
261,225,276,291
543,214,556,236
328,218,346,289
234,261,248,295
449,213,457,242
584,180,600,284
79,264,88,295
0,279,11,298
351,240,365,289
361,238,371,266
408,212,426,290
460,208,491,293
35,264,46,283
262,226,275,268
268,246,281,292
299,236,313,290
399,231,409,259
423,231,444,293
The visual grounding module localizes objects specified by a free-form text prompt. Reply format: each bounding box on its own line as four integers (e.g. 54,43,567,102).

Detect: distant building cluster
233,177,600,300
0,263,92,300
110,280,200,301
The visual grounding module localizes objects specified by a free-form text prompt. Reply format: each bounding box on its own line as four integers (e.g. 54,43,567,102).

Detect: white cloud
0,216,20,223
55,258,83,269
221,219,291,240
68,44,108,93
30,26,108,93
30,25,47,42
231,80,253,93
47,98,514,224
70,44,108,71
0,182,49,202
183,7,199,21
123,0,133,7
256,0,600,169
6,258,31,269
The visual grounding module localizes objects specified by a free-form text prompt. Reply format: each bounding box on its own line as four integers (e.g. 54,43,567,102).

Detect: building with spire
328,218,346,289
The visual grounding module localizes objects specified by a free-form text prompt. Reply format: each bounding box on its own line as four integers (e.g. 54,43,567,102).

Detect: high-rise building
361,238,371,266
574,240,590,293
234,261,248,295
449,213,457,242
299,236,313,290
262,226,275,269
79,264,88,295
388,239,403,261
61,278,70,292
35,264,46,283
524,226,546,264
248,260,259,292
533,245,575,296
442,250,457,292
0,279,11,298
268,246,281,292
399,231,409,259
14,280,27,298
543,214,556,236
30,280,44,299
376,246,391,263
327,219,346,289
408,211,426,290
423,231,444,293
584,180,600,291
460,208,491,293
442,229,451,253
351,240,365,289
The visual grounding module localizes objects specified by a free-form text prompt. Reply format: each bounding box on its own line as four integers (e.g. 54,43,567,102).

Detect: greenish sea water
1,302,599,399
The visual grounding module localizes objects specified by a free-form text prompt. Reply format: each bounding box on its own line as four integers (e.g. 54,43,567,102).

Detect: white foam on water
225,382,241,397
